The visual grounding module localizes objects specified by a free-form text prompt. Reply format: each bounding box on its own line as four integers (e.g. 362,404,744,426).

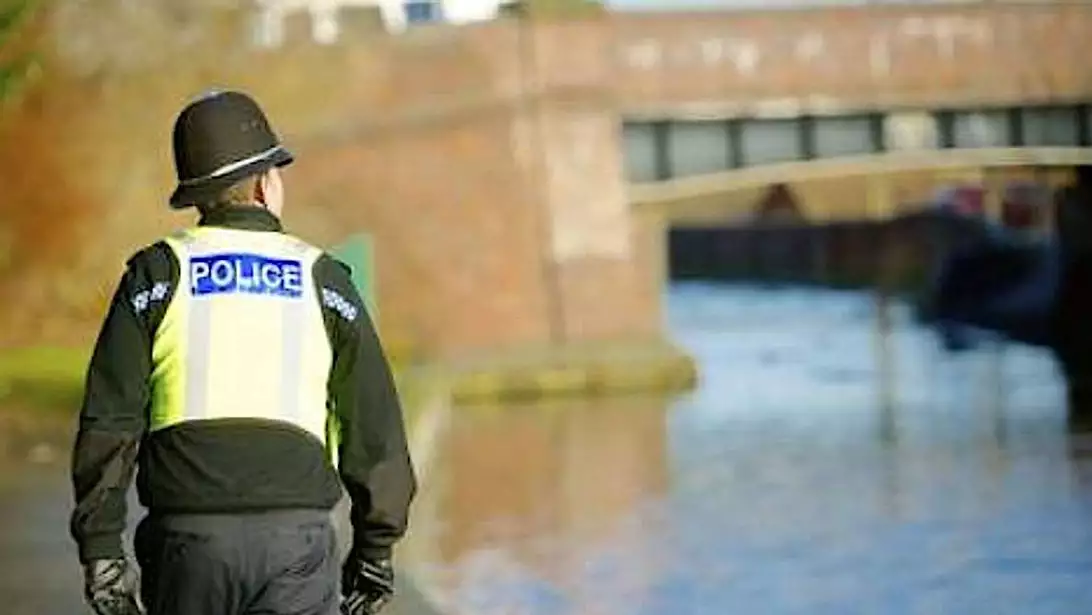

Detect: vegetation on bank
0,0,40,102
503,0,606,18
0,346,88,410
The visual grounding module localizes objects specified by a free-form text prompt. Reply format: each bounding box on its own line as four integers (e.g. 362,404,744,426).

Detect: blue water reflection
419,284,1092,615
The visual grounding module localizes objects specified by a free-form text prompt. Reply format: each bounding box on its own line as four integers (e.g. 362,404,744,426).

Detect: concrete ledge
420,339,699,405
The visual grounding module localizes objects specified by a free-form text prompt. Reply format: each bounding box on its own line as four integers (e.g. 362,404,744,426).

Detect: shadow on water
409,283,1092,615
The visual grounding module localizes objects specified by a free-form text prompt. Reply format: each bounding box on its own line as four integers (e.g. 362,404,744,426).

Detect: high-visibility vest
151,227,336,459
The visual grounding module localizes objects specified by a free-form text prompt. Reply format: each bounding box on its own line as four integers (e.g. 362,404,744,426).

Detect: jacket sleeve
314,254,417,561
69,242,178,563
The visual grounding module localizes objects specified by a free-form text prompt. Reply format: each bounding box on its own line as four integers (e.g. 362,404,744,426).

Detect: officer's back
135,206,346,517
70,90,415,615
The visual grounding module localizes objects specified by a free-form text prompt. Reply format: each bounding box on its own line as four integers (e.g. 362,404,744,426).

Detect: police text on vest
190,253,304,298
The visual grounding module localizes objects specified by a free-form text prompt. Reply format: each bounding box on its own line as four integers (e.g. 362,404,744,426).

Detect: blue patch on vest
190,253,304,298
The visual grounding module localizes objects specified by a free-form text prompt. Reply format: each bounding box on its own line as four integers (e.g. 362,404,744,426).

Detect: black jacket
69,206,416,563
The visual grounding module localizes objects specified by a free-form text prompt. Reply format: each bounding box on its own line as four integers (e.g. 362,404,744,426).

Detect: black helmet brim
169,146,293,209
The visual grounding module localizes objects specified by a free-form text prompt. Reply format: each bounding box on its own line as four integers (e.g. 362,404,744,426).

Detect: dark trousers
134,510,339,615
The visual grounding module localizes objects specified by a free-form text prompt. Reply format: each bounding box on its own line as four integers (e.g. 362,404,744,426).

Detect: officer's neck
198,204,284,233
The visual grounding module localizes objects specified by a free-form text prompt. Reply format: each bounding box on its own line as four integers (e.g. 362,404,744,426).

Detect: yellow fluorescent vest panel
151,227,334,449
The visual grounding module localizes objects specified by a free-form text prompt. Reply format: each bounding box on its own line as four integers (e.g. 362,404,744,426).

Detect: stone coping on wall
406,338,699,405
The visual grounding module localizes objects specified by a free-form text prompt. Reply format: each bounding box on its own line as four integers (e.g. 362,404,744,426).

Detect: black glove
83,559,146,615
341,557,394,615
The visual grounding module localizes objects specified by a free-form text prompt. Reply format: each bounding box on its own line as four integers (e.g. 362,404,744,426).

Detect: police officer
69,90,417,615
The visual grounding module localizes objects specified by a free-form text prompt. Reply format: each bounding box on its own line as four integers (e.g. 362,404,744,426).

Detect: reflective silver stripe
280,299,303,424
279,241,310,426
177,146,285,186
177,233,213,423
185,291,213,422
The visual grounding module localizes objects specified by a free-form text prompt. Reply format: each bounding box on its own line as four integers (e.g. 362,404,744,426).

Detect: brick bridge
610,4,1092,223
7,1,1091,358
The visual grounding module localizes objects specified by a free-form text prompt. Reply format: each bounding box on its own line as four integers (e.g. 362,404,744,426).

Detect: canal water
408,283,1092,615
3,284,1090,614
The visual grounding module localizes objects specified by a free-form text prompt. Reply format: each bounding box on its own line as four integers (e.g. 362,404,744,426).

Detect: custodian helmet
169,90,294,209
